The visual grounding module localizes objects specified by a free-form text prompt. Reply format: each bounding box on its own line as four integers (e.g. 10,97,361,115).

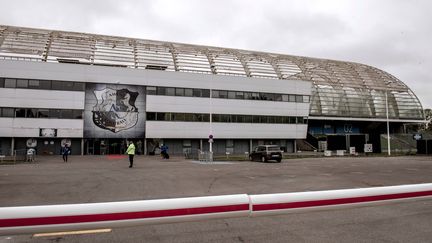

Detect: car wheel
261,156,267,163
276,158,282,163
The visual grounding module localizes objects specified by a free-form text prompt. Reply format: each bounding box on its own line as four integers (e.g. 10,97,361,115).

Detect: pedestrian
126,140,136,168
61,144,70,162
160,144,169,159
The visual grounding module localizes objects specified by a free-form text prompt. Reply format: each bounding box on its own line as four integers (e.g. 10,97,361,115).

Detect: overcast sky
1,0,431,108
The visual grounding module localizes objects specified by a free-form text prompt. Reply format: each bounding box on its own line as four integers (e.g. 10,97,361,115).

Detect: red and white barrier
1,183,432,235
0,194,250,235
250,183,432,217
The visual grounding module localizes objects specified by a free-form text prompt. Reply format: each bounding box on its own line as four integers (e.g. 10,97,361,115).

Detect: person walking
61,145,70,162
126,140,136,168
160,144,169,159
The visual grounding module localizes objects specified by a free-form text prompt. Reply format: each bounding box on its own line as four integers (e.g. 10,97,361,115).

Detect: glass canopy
0,25,424,120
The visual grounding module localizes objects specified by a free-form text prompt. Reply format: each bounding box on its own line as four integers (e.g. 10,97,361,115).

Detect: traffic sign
413,133,422,140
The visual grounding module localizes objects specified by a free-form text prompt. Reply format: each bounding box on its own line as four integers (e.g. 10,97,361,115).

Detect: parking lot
1,155,432,242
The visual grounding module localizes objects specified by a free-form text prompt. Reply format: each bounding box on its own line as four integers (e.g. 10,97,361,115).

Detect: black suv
249,145,282,162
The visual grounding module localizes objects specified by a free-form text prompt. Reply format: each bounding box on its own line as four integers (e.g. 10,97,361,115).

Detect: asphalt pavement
1,155,432,242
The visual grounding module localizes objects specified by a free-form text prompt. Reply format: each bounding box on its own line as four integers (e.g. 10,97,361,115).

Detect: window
28,80,40,89
192,89,202,97
252,116,260,123
289,95,296,102
15,109,26,117
73,82,85,91
37,109,49,118
166,87,175,96
212,90,219,98
260,116,268,123
2,108,14,117
226,139,234,148
251,92,260,100
51,81,65,90
201,89,210,97
259,93,268,100
282,94,289,102
157,87,166,95
146,86,157,95
175,88,184,96
146,112,156,120
267,116,275,123
64,82,75,91
26,109,37,118
218,90,228,98
173,113,185,121
303,95,310,103
0,78,4,87
295,95,303,103
244,92,252,100
16,79,28,88
274,94,283,101
202,114,210,122
274,116,284,123
236,115,245,123
211,114,220,122
61,109,73,119
73,110,83,119
266,93,275,101
184,88,193,97
4,79,16,88
297,117,304,124
157,112,166,121
184,113,194,121
220,114,231,122
49,109,61,118
236,92,244,99
228,91,236,99
39,80,51,89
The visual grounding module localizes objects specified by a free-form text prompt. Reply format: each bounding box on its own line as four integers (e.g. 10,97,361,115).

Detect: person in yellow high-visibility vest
126,140,136,168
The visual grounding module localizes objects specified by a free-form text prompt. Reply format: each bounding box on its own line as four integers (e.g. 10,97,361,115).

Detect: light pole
385,91,391,156
209,89,213,161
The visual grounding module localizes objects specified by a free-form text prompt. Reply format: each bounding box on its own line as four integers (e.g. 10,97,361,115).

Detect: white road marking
33,229,112,237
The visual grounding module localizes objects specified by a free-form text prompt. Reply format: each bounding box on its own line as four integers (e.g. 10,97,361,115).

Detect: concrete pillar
144,139,147,155
200,139,203,151
11,137,15,156
81,138,84,156
346,134,350,151
249,139,253,152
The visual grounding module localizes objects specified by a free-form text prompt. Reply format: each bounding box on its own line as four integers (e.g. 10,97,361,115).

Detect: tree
422,109,432,131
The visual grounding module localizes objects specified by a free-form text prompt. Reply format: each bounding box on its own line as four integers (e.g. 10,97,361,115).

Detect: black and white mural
84,84,145,138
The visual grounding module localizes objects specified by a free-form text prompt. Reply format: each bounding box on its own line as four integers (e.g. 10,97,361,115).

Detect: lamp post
209,89,213,161
385,91,391,156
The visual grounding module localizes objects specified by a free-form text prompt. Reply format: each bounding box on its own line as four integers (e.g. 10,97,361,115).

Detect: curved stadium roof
0,25,424,120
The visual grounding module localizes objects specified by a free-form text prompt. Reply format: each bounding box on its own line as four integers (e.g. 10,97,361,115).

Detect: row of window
146,86,210,98
146,86,310,103
1,77,309,103
146,112,308,124
0,108,83,119
0,78,85,91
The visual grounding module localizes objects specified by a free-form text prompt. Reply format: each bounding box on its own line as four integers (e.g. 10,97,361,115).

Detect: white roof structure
0,25,424,120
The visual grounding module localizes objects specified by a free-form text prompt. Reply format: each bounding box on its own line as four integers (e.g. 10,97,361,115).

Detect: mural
92,88,139,133
84,84,145,138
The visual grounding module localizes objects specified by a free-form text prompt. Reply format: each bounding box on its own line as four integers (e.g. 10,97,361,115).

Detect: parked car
249,145,282,162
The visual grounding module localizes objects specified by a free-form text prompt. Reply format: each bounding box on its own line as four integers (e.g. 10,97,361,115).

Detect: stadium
0,25,425,156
